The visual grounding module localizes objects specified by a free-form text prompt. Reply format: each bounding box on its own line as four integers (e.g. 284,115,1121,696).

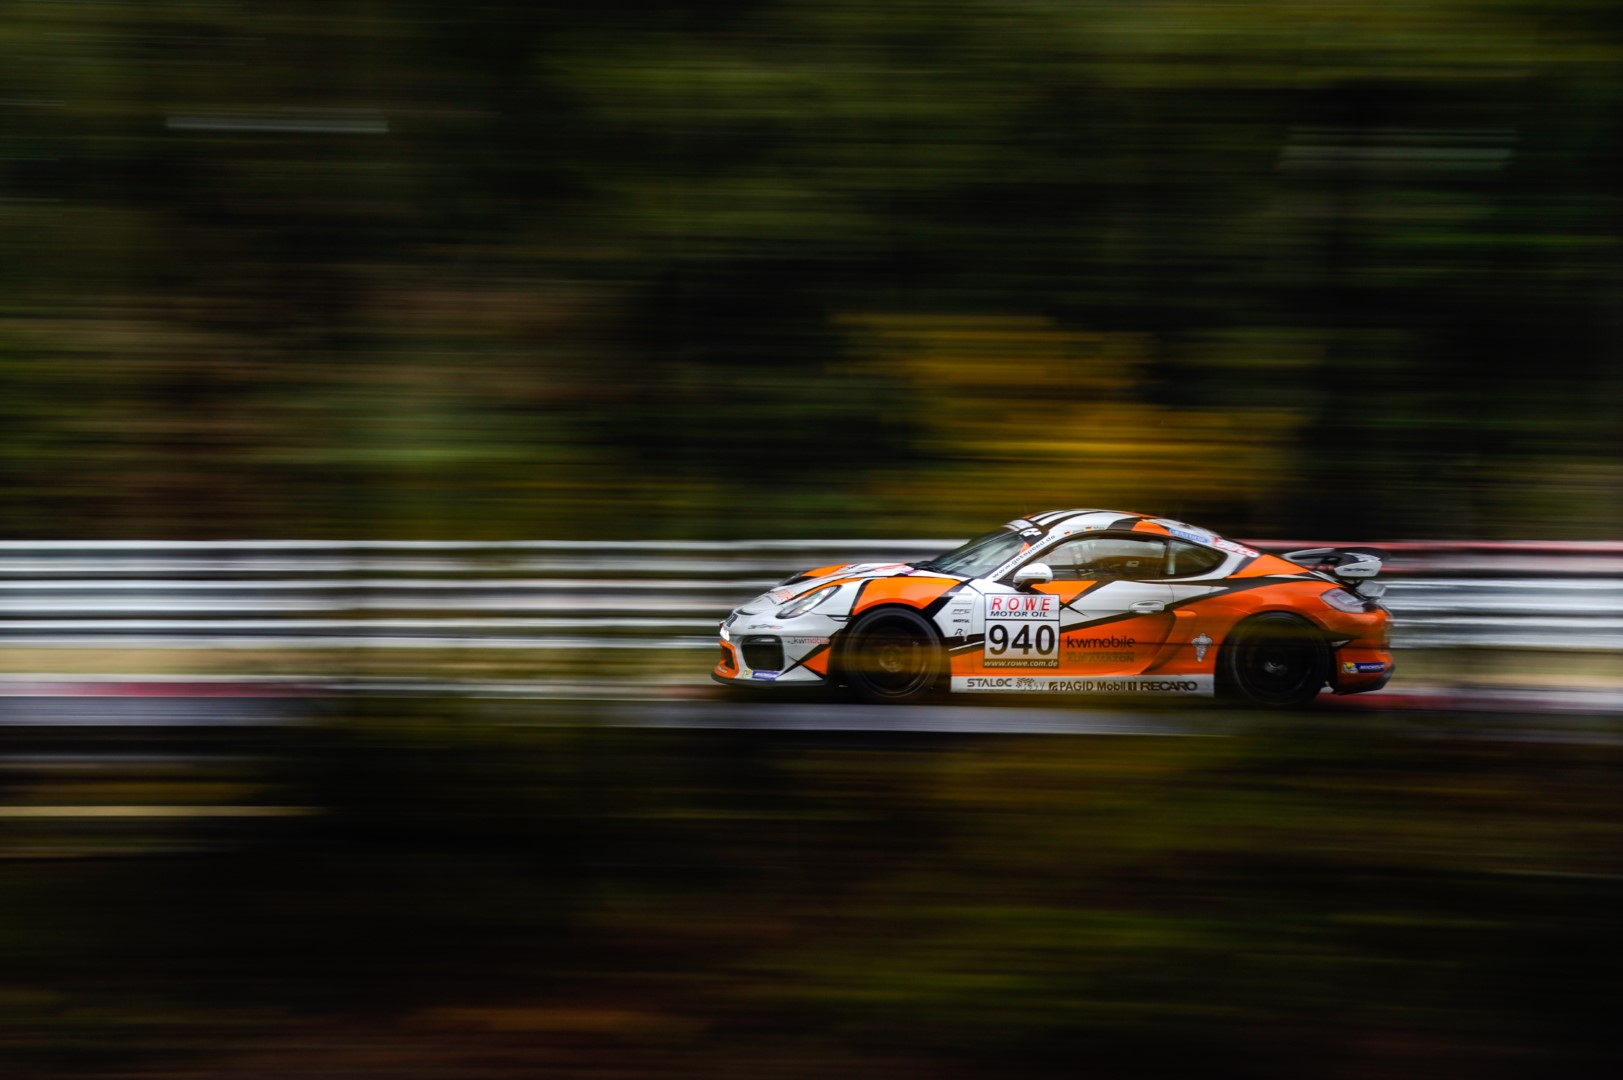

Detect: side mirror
1012,563,1053,590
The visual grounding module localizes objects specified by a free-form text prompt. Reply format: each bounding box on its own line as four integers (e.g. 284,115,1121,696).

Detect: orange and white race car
714,509,1393,706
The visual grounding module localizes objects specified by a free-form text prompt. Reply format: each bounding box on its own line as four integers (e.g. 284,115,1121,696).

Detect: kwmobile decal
1063,632,1138,664
1062,633,1137,648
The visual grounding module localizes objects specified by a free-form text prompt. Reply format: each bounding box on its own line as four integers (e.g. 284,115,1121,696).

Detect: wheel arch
1216,610,1334,705
832,601,948,677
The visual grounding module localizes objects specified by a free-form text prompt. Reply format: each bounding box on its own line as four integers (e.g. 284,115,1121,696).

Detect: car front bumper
712,609,844,688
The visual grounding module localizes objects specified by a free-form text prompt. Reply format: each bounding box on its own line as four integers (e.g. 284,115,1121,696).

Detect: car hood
734,561,963,614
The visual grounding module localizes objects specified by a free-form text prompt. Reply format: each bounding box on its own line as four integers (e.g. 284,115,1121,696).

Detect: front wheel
840,608,945,704
1220,613,1329,708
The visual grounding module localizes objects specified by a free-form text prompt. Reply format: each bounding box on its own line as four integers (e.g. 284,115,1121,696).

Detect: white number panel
983,593,1060,668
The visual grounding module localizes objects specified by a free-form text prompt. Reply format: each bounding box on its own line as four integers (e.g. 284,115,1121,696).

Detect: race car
713,509,1393,706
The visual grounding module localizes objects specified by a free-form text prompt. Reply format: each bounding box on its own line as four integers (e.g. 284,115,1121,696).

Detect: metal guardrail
0,540,939,651
0,539,1620,652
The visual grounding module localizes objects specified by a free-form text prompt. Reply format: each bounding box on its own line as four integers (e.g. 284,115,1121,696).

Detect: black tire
840,607,945,704
1220,613,1330,708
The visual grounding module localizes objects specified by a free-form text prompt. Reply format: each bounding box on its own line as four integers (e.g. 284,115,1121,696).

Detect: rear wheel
841,608,944,704
1221,613,1329,708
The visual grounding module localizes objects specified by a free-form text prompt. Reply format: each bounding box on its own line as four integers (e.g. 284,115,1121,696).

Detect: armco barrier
0,539,1620,653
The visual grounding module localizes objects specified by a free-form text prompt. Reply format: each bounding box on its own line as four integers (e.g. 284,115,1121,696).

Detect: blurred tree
1,0,1620,537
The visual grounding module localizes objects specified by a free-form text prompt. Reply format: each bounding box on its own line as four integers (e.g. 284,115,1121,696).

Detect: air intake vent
741,636,783,672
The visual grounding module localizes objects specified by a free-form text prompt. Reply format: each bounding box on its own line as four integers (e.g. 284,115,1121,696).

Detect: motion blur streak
2,713,1620,1078
2,539,1621,656
3,1,1623,541
4,1,1623,1076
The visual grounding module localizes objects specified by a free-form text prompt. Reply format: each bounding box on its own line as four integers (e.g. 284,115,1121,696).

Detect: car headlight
776,584,841,619
1320,587,1371,614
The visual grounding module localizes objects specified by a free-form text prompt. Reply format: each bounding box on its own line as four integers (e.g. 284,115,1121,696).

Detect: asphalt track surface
2,681,1621,743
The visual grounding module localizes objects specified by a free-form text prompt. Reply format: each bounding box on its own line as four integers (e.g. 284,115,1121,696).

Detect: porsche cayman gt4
714,510,1393,706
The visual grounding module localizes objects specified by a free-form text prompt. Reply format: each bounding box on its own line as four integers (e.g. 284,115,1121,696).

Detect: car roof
1006,509,1150,536
1007,510,1242,550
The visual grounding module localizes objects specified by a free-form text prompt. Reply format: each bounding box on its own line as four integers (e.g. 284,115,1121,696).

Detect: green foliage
2,1,1621,537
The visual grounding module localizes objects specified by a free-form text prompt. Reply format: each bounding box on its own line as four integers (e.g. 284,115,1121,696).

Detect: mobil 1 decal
984,592,1060,668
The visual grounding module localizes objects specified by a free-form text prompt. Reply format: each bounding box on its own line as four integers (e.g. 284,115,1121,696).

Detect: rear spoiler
1284,547,1387,599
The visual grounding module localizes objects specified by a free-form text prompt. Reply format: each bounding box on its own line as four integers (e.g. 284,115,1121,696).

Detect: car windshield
912,527,1034,579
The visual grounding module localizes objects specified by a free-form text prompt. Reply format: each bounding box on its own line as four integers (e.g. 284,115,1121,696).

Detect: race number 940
984,593,1060,668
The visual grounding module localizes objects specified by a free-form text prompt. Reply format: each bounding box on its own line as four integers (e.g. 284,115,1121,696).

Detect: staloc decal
953,675,1214,696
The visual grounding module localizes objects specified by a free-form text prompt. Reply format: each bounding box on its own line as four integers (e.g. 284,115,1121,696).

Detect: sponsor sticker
984,593,1061,668
1212,537,1261,559
1192,632,1213,663
987,594,1059,619
1151,519,1259,559
1061,632,1137,665
751,671,780,681
1341,661,1387,675
954,675,1213,696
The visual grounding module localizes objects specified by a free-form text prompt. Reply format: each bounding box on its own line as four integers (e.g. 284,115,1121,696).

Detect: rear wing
1284,547,1387,599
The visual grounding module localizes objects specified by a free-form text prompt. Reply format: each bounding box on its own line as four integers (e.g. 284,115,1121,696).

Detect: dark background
3,0,1620,541
4,715,1620,1078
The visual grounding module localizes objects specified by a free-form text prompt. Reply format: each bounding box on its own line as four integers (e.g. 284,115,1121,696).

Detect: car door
1153,538,1234,670
975,533,1175,676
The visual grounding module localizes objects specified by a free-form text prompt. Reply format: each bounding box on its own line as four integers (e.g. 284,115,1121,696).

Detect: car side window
1044,535,1168,579
1166,539,1226,578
